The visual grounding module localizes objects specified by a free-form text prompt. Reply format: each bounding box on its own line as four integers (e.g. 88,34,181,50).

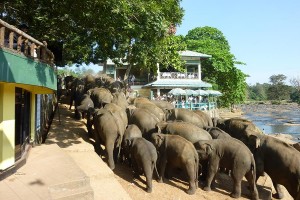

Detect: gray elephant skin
125,137,158,193
93,107,126,170
247,134,300,200
156,121,212,144
151,133,199,195
127,107,160,140
216,117,262,142
88,87,113,109
165,108,206,128
122,124,143,164
150,100,174,110
193,110,213,127
204,127,231,139
194,138,259,200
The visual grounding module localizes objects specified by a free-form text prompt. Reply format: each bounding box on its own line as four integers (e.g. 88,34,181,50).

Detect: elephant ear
248,134,261,150
205,143,214,155
124,138,132,148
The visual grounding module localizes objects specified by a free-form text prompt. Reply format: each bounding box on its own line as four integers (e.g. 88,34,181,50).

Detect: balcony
159,72,199,80
0,20,57,92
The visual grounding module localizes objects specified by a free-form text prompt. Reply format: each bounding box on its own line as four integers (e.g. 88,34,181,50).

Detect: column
198,61,201,80
0,84,16,170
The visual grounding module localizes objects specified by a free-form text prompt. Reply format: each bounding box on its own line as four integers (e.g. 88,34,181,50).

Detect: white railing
159,72,198,79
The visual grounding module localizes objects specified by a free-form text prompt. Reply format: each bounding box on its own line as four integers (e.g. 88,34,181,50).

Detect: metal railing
158,72,199,79
175,102,217,110
0,19,54,67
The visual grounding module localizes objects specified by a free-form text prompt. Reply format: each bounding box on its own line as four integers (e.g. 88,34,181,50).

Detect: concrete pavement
0,102,132,200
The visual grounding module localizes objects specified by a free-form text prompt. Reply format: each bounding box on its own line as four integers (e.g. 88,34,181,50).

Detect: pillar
0,84,16,170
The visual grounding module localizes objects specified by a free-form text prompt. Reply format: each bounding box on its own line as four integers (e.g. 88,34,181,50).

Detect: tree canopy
1,0,184,78
184,26,247,107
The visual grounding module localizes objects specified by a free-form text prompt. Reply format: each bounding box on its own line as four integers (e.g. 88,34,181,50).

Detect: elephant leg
245,170,259,200
158,157,167,183
105,141,115,170
185,160,197,195
230,176,242,199
203,159,219,191
273,183,284,199
143,161,154,193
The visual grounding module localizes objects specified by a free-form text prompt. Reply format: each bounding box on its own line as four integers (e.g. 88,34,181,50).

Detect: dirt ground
62,98,294,200
112,107,294,200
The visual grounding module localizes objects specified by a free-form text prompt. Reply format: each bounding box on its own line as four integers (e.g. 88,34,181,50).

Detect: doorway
15,88,31,161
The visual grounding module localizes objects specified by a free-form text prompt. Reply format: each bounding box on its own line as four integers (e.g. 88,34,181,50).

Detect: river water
239,103,300,141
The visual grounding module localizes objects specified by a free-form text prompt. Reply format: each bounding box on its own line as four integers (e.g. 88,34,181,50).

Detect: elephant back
112,92,128,110
88,87,113,108
193,110,213,127
105,103,128,128
168,108,206,128
166,121,212,143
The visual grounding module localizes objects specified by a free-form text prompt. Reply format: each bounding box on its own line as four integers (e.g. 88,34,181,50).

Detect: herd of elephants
60,74,300,200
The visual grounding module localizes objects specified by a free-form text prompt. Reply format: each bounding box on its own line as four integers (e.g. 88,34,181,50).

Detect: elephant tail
153,160,160,180
194,152,199,188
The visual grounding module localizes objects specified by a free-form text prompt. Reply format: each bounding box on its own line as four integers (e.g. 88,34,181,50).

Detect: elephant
129,97,165,121
123,124,143,141
121,124,142,164
193,110,213,127
204,127,231,139
69,78,86,119
215,117,263,143
124,137,158,193
111,91,129,110
246,133,300,200
109,80,125,94
194,138,259,200
93,107,126,170
84,74,96,92
76,94,94,136
127,107,160,140
165,108,206,128
292,142,300,152
104,103,128,129
150,100,174,110
151,133,199,195
88,87,113,109
64,75,75,94
156,121,212,144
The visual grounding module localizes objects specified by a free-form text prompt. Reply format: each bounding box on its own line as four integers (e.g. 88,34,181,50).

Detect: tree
267,74,291,101
184,26,247,107
247,83,268,101
1,0,184,79
290,76,300,103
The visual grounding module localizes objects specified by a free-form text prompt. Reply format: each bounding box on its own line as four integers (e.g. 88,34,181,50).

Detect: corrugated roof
179,50,211,58
143,79,212,89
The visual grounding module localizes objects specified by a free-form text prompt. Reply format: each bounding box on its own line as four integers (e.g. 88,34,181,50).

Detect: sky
176,0,300,85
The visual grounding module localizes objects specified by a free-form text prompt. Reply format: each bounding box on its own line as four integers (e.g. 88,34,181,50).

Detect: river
239,103,300,141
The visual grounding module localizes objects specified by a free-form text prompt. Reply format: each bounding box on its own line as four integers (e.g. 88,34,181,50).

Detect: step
49,178,93,200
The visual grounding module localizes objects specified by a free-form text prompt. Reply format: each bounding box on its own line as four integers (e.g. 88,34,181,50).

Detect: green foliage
1,0,184,75
184,26,247,107
247,83,268,101
267,74,291,101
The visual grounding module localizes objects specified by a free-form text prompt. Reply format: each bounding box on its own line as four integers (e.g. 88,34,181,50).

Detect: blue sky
176,0,300,85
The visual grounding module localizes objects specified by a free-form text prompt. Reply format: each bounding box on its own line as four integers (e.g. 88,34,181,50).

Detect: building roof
143,79,212,89
179,50,211,58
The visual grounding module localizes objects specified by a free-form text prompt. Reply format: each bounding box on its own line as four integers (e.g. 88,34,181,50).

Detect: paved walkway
0,103,132,200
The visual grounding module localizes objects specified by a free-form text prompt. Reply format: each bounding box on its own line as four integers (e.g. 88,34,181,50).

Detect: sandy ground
112,109,294,200
62,97,295,200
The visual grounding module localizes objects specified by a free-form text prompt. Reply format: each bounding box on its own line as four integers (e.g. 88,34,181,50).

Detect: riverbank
219,103,300,144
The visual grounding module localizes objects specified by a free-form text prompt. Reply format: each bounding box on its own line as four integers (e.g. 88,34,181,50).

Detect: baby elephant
151,133,199,195
125,137,158,193
194,138,259,200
